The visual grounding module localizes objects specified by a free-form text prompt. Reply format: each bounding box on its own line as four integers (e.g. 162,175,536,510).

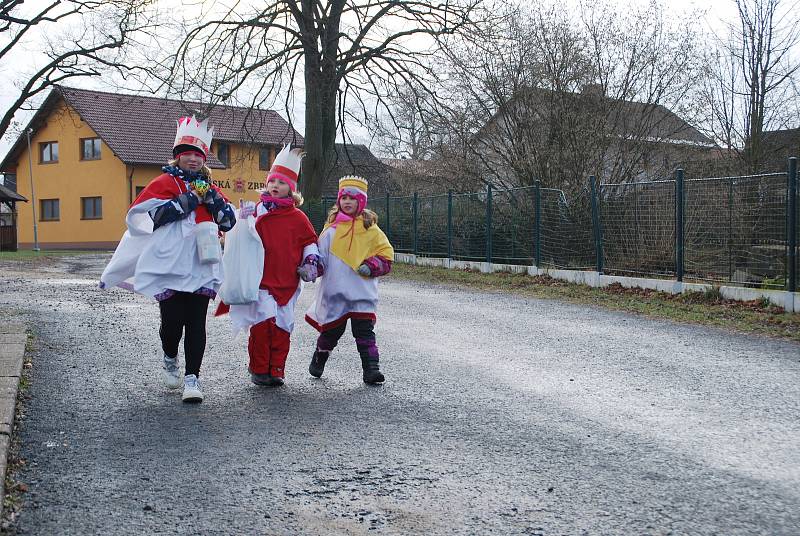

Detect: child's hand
202,186,222,204
239,200,256,219
359,256,392,277
297,264,318,282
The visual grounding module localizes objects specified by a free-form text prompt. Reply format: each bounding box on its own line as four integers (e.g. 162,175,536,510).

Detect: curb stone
0,322,26,518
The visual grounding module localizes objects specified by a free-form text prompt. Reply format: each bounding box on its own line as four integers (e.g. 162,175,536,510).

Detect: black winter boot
309,350,329,378
361,356,385,384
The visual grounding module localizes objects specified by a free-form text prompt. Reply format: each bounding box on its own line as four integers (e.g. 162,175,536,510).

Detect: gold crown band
338,175,368,192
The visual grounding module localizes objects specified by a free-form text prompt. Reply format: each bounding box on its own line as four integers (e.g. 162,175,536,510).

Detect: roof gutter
128,165,135,205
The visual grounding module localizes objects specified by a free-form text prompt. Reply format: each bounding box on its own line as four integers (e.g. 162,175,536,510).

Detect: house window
216,143,230,167
40,199,59,221
259,147,271,170
135,186,145,198
81,197,102,220
40,142,58,163
81,138,101,160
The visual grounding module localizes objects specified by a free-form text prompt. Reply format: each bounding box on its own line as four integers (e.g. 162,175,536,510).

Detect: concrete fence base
395,253,800,313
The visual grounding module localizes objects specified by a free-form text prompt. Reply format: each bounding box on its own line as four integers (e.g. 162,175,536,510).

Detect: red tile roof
1,86,303,171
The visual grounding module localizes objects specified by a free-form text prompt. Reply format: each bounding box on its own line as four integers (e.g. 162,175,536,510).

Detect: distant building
0,174,26,251
474,85,720,187
380,158,448,195
0,86,302,249
762,128,800,171
320,144,395,198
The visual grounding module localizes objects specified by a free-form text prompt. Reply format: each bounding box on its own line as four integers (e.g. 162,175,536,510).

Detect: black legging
158,292,210,377
317,317,378,358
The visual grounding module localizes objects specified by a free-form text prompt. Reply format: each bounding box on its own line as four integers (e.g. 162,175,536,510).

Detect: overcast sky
0,0,763,163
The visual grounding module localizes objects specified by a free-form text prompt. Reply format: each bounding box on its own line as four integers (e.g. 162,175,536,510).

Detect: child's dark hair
326,204,377,228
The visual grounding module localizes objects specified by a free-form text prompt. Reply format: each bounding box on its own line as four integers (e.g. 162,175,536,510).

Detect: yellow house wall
130,144,276,206
14,101,128,248
12,100,279,249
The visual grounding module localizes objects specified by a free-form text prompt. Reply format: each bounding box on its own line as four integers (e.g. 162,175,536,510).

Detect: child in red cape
101,116,236,403
216,146,320,386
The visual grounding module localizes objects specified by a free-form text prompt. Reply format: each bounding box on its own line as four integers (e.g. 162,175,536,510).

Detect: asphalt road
0,254,798,535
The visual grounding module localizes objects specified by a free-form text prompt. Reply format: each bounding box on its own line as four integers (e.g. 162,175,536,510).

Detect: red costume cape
215,206,317,317
256,206,317,305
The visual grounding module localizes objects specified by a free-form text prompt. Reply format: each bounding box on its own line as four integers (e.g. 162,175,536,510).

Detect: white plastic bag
195,221,222,265
218,214,264,304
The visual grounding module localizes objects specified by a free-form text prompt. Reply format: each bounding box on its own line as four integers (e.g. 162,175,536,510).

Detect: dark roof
612,101,713,146
321,144,395,196
760,127,800,170
1,86,303,171
0,183,26,202
763,128,800,152
481,87,715,147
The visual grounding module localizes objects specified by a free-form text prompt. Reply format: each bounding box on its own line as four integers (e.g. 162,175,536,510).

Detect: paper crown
268,145,304,190
338,175,368,193
173,116,214,157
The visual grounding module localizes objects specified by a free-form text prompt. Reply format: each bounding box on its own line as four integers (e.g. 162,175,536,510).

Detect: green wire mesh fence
302,160,798,291
601,180,677,277
540,186,595,270
683,174,787,286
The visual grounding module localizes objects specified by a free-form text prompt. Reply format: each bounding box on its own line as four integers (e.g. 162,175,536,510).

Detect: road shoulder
0,322,26,517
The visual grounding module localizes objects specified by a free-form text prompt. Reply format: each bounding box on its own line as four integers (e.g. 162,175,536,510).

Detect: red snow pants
248,317,291,378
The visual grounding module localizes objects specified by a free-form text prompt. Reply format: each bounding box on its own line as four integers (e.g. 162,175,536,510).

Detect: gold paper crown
338,175,368,192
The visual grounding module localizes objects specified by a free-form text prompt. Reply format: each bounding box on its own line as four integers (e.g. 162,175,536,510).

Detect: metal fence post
429,194,434,254
534,180,542,268
675,168,685,282
385,192,391,243
412,192,418,257
788,157,797,292
447,189,453,260
728,177,733,282
486,183,493,264
634,183,641,268
589,175,604,273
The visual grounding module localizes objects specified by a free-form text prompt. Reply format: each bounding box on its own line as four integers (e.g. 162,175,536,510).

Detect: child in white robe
305,175,394,384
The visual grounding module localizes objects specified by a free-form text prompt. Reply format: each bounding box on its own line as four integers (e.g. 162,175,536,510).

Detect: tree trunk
302,73,337,200
297,0,344,201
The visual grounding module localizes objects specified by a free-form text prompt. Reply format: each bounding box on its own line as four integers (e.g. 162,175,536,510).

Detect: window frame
258,147,272,171
80,137,102,161
80,196,103,220
216,142,230,168
40,199,60,221
39,141,59,164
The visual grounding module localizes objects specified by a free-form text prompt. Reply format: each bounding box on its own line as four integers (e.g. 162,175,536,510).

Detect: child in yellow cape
304,175,394,384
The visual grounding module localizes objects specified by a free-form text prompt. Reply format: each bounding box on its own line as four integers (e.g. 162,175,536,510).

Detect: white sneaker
182,374,204,403
162,355,182,389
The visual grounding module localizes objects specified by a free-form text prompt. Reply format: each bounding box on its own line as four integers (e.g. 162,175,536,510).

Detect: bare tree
0,0,154,143
429,0,706,196
368,82,440,160
158,0,488,200
701,0,800,172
